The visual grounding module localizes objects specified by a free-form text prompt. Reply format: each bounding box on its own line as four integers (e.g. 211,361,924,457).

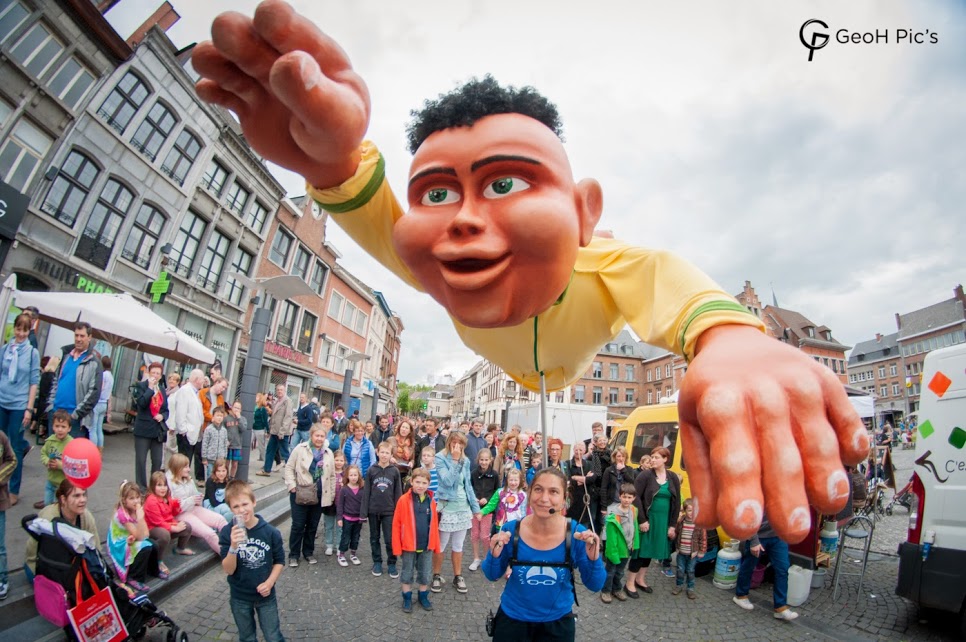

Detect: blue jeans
290,429,310,449
288,493,323,560
229,593,285,642
676,552,698,589
603,556,629,594
323,512,341,549
263,435,290,473
735,536,790,608
400,550,432,587
45,480,57,506
0,407,27,494
0,509,7,583
88,400,108,448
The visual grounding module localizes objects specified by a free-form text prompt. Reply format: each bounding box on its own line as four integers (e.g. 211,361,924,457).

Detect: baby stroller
885,476,915,515
23,515,188,642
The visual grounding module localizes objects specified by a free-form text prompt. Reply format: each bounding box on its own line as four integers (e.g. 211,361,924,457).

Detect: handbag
34,574,70,628
295,483,320,505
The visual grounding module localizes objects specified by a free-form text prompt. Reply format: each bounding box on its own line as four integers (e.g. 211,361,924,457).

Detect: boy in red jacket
392,468,439,613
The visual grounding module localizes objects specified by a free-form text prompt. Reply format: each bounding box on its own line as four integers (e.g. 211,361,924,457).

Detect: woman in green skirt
624,446,680,597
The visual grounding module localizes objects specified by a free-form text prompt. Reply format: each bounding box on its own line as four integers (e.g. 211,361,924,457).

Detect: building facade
848,332,903,422
569,329,646,422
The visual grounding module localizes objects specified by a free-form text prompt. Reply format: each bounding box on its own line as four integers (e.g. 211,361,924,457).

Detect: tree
396,381,431,415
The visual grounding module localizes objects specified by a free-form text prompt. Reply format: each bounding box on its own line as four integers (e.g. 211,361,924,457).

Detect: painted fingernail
296,52,320,91
734,499,762,530
789,506,810,532
827,470,849,501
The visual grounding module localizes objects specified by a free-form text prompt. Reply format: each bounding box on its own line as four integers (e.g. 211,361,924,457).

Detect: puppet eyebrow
471,155,542,172
409,166,457,187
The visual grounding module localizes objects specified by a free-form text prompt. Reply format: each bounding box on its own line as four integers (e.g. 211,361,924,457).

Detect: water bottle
233,514,248,554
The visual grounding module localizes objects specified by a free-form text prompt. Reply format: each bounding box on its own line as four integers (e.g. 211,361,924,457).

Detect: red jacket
392,490,440,556
144,493,183,530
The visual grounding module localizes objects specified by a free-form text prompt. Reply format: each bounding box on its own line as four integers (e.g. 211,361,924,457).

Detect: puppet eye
421,187,461,206
483,177,530,199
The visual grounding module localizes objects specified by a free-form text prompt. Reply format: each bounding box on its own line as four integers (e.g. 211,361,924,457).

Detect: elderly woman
25,480,99,582
0,313,40,506
431,431,481,595
284,423,335,567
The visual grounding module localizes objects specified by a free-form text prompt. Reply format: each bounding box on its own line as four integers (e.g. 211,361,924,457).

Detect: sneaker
733,596,754,611
288,558,299,568
127,580,149,593
402,591,413,614
612,589,627,602
671,585,683,595
255,471,271,477
306,556,318,565
372,562,383,576
337,554,349,567
418,590,433,611
468,558,481,572
325,546,334,556
388,563,399,579
687,589,697,600
453,575,468,593
774,608,799,621
662,568,675,578
350,554,361,565
600,592,613,604
0,582,8,600
431,574,443,593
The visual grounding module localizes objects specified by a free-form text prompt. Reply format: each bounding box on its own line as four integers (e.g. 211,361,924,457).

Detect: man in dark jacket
370,415,394,450
464,419,488,465
132,361,169,490
416,417,445,458
47,322,102,439
292,393,314,448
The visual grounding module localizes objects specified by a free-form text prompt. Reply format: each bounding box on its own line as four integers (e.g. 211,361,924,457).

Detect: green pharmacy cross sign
147,271,172,304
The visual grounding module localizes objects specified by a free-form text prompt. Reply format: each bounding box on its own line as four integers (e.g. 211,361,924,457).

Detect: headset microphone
548,508,556,514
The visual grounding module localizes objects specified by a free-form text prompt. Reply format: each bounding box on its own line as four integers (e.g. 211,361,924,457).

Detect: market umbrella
11,290,216,364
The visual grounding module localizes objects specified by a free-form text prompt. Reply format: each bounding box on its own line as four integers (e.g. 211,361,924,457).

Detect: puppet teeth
734,499,762,530
789,506,810,532
827,470,849,501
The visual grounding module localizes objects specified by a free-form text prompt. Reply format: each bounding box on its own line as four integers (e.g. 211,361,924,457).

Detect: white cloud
135,0,965,380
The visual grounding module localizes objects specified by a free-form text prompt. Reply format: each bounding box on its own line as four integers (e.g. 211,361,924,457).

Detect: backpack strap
508,517,581,608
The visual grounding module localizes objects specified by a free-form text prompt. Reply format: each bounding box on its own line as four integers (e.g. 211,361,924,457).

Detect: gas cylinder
819,520,839,554
713,540,742,589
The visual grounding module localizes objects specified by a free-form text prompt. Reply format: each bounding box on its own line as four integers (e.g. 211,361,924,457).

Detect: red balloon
62,438,102,489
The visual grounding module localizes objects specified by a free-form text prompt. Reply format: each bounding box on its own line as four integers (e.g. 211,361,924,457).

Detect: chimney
955,284,965,304
895,313,902,331
126,2,180,47
875,333,882,342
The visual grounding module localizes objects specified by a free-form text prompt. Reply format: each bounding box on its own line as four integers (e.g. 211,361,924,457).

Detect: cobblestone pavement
143,447,960,641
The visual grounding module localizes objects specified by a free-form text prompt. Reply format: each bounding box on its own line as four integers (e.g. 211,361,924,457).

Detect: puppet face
396,113,602,328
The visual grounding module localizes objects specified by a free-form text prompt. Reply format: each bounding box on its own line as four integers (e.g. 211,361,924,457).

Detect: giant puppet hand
192,0,369,189
678,325,870,543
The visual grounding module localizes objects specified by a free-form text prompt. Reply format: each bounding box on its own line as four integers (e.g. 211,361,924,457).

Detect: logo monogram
800,19,830,61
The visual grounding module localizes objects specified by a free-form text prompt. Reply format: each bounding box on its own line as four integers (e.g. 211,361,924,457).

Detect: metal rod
540,372,548,468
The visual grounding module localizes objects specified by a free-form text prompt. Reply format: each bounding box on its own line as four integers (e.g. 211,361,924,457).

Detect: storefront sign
33,257,114,294
265,340,303,364
0,180,29,240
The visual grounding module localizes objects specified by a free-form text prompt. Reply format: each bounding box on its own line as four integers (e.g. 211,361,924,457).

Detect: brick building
847,332,903,422
568,329,645,421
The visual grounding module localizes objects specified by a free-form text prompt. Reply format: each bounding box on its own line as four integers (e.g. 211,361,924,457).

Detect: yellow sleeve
306,142,423,292
595,243,765,361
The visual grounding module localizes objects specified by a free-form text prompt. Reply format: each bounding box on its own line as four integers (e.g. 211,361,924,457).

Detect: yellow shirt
309,142,764,392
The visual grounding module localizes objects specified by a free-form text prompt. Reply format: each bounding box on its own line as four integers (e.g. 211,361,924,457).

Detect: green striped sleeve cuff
679,300,756,355
318,154,386,214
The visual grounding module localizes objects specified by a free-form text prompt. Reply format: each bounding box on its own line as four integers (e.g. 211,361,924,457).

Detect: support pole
237,303,270,483
539,372,548,468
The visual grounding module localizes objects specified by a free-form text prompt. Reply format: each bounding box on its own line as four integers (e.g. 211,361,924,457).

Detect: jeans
44,480,57,506
736,536,790,608
88,400,108,448
229,593,285,642
323,512,342,549
289,494,323,559
400,550,432,587
290,429,310,449
253,430,266,460
0,407,27,494
134,435,163,490
263,435,290,473
339,520,362,553
603,556,629,594
369,513,396,565
676,552,698,589
204,500,234,522
0,509,7,583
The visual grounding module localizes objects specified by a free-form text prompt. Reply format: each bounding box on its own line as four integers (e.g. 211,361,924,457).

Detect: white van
895,343,966,636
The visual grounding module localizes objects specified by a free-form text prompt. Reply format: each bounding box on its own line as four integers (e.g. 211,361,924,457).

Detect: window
630,421,679,465
275,301,299,347
130,101,176,162
0,100,11,129
890,364,897,376
328,291,344,319
646,389,653,405
609,387,618,404
247,200,268,234
892,383,900,396
879,386,887,398
269,228,293,267
169,210,206,277
609,363,619,380
333,344,350,373
646,369,652,382
224,248,254,306
161,129,201,185
41,149,98,226
655,366,661,380
74,178,133,269
592,362,602,379
839,360,845,374
290,246,310,280
121,203,165,268
665,364,671,378
354,310,367,335
849,374,856,384
624,365,634,381
555,391,564,403
592,386,602,404
196,229,230,291
625,388,635,403
201,159,228,195
573,385,584,403
0,119,51,191
877,366,885,379
823,357,830,367
318,339,336,370
48,56,95,110
310,260,328,295
225,181,250,216
342,301,357,328
832,360,838,373
666,386,672,399
10,22,64,78
0,2,30,43
297,312,317,353
98,71,150,133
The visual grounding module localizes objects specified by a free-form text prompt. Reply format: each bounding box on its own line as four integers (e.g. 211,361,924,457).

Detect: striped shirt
678,520,696,555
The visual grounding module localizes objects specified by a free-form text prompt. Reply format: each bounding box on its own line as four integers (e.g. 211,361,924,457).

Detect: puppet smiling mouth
439,253,511,290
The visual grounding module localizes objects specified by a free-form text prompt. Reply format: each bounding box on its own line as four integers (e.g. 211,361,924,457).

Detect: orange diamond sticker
928,371,952,397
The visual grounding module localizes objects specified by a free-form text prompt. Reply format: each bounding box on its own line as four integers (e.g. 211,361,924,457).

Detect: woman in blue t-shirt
482,467,605,640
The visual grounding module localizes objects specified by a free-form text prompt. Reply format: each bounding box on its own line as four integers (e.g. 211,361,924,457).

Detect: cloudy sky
108,0,965,383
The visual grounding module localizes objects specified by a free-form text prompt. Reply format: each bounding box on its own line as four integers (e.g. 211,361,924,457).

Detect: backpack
508,517,580,607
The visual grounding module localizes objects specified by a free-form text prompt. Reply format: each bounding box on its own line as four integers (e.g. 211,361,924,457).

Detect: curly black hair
405,75,563,154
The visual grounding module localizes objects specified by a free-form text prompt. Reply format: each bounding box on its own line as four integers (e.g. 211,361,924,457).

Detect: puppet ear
575,178,604,247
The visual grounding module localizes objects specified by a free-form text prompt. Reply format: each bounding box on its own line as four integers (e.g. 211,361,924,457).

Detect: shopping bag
68,585,128,642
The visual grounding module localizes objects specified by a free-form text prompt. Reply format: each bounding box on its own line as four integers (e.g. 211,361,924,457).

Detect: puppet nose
448,204,487,237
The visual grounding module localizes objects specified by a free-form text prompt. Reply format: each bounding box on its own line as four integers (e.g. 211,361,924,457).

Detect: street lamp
340,352,370,417
233,273,319,482
502,380,516,433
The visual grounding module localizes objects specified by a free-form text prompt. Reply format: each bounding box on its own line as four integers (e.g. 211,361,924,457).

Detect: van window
612,430,627,454
631,422,679,465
